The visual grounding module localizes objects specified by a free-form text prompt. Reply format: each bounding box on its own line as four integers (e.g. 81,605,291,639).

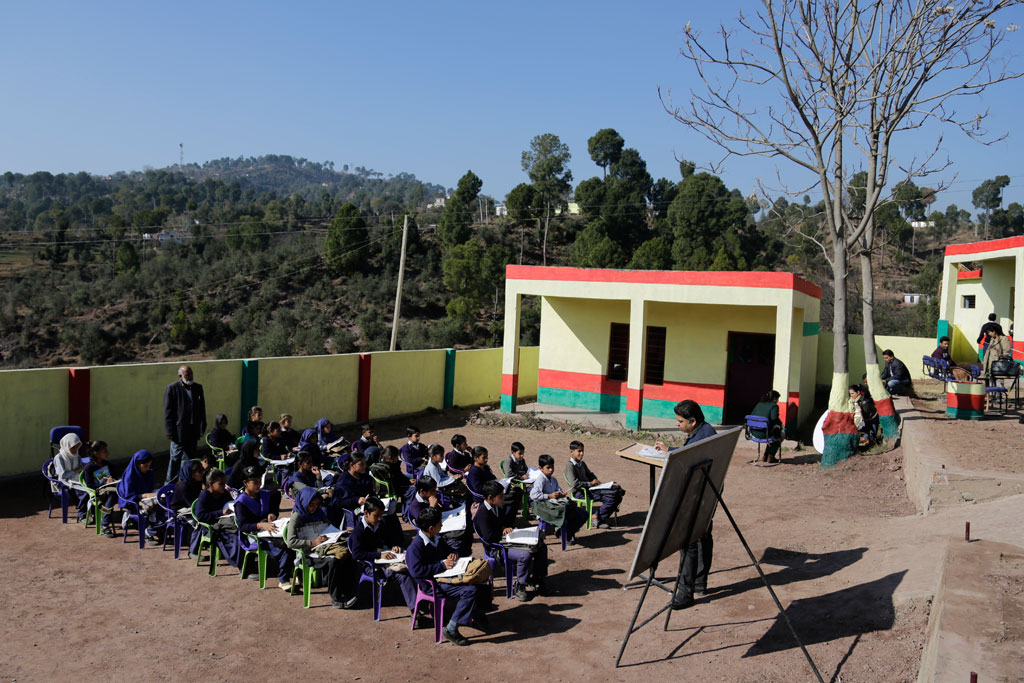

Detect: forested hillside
0,141,1018,369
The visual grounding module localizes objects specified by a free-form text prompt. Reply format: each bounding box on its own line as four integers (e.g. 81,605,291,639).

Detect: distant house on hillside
495,204,508,218
427,195,449,209
902,293,927,305
554,202,580,216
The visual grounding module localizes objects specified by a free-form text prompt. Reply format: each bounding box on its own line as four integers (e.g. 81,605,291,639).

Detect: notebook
440,505,467,533
433,556,472,579
502,527,540,546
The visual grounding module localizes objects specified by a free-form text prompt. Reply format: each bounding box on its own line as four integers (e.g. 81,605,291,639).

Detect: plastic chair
78,472,103,536
410,578,448,644
49,426,84,460
238,531,268,588
472,518,514,599
42,459,70,523
118,495,148,550
206,433,227,470
347,535,388,621
282,522,321,609
500,460,531,521
743,415,773,459
156,484,187,559
566,484,595,531
190,499,220,576
536,516,569,551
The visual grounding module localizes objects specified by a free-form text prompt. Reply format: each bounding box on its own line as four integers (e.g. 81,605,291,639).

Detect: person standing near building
655,399,717,610
977,313,1001,359
163,364,206,484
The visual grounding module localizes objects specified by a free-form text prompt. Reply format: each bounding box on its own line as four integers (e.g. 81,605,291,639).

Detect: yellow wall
90,360,242,461
453,348,501,406
257,354,359,430
816,333,937,384
368,349,446,418
540,297,629,374
0,368,68,477
518,346,539,396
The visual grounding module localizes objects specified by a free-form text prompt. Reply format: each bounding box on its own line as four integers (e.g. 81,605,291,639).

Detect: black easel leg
616,564,658,668
705,478,825,683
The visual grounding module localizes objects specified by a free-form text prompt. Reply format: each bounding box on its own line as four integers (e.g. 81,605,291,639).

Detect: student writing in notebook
82,440,119,538
284,487,359,609
406,506,489,646
474,480,548,601
329,452,374,527
116,450,165,545
234,467,293,589
349,496,417,611
565,440,625,529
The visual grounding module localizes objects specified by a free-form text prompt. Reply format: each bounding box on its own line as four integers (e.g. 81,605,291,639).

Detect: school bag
436,558,491,585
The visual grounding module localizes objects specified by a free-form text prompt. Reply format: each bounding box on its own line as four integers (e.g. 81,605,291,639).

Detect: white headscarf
59,433,82,459
54,432,83,482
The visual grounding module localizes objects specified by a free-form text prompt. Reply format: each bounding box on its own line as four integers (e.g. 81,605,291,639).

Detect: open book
257,517,289,539
503,527,540,546
374,552,406,564
312,527,347,549
525,467,543,483
440,505,467,533
263,456,295,467
637,446,665,457
325,436,348,451
590,481,617,491
434,556,472,579
497,477,514,490
359,497,398,516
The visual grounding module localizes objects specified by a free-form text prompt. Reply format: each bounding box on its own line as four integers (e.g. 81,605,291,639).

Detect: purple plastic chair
42,459,70,523
347,535,386,621
156,484,186,559
118,495,148,549
472,518,514,599
411,578,448,644
743,415,774,460
536,518,569,552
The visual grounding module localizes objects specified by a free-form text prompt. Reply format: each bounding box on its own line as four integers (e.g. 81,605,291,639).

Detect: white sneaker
279,580,294,592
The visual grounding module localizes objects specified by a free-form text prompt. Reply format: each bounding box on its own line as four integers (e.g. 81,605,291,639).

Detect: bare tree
664,0,1021,465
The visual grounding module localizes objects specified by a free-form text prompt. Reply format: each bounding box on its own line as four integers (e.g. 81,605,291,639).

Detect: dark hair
407,426,420,437
429,443,445,457
363,496,384,514
451,434,466,447
280,413,292,422
417,506,441,530
416,476,437,492
361,423,373,433
939,336,950,343
989,313,997,321
267,421,281,433
241,465,261,483
849,383,864,393
249,405,262,417
383,445,400,461
295,450,313,466
472,445,488,459
188,460,205,478
759,390,781,403
205,468,226,486
882,349,894,357
215,413,228,427
88,440,108,460
481,480,504,499
345,452,366,470
200,452,214,467
569,440,584,451
538,454,554,468
510,441,524,454
673,400,705,424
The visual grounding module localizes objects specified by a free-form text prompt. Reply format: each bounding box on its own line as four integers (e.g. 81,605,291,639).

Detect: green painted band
625,410,640,430
537,386,626,413
500,394,516,413
820,432,858,469
945,407,983,420
443,349,455,410
802,322,820,336
240,359,259,431
642,397,723,425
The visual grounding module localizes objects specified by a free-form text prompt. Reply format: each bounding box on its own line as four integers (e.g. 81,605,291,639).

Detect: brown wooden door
724,332,775,424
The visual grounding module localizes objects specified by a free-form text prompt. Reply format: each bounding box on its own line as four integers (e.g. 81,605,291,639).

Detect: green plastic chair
191,499,220,577
78,472,103,536
500,459,531,521
238,530,268,589
205,433,227,470
282,521,321,609
567,483,595,531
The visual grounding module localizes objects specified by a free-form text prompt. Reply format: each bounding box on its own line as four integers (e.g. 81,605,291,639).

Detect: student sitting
410,476,473,557
363,445,382,467
82,440,119,538
369,445,411,499
315,417,345,453
474,480,548,601
407,506,489,646
117,450,166,545
530,454,583,542
444,434,472,476
243,406,266,441
260,421,290,461
849,384,880,446
399,426,429,475
194,468,239,567
278,413,300,450
227,439,283,513
284,487,359,609
284,449,327,498
173,460,205,554
466,446,519,517
352,423,381,456
349,496,416,611
299,428,333,468
503,441,530,480
424,443,468,502
207,413,236,453
749,391,784,464
329,452,373,528
53,432,88,522
235,467,293,589
565,440,625,529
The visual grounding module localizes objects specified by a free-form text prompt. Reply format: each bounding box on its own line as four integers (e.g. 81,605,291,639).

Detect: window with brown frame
606,323,630,381
644,326,667,385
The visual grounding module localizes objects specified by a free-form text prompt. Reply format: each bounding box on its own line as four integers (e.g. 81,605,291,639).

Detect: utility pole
389,214,409,352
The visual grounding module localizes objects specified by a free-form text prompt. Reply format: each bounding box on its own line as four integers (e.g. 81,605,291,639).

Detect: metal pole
389,215,409,352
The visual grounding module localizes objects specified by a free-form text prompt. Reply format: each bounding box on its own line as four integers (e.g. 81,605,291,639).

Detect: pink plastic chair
411,578,448,644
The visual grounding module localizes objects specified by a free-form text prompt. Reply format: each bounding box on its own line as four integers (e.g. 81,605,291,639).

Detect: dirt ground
0,411,928,682
911,378,1024,474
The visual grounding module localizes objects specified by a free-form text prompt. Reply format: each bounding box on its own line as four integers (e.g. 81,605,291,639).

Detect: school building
499,265,822,432
938,236,1024,362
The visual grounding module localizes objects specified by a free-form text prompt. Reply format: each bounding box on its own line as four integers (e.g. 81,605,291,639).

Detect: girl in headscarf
173,459,205,555
207,414,235,451
284,487,359,609
235,467,293,589
53,432,88,521
116,450,165,544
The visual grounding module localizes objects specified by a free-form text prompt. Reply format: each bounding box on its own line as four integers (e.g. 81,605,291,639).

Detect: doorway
724,332,776,425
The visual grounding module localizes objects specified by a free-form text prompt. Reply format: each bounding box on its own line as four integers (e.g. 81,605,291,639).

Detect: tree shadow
705,546,867,602
475,601,583,643
549,567,625,597
780,452,821,465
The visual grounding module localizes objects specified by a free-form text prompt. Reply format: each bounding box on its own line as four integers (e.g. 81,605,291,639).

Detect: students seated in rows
445,434,472,476
278,413,300,450
349,496,417,611
260,421,290,461
423,444,467,501
474,480,548,601
207,413,236,453
530,454,583,542
117,450,165,545
467,446,519,516
243,405,266,440
283,449,327,498
369,445,410,499
329,452,373,527
407,506,489,646
82,440,119,538
503,441,529,480
195,468,240,567
285,487,359,609
407,476,472,556
227,439,282,514
565,440,625,529
53,432,88,521
235,467,293,589
399,426,429,475
352,423,381,457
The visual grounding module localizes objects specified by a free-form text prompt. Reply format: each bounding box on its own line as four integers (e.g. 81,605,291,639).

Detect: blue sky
2,1,1022,212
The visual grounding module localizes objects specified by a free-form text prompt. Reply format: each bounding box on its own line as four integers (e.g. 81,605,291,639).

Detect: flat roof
506,265,822,299
945,236,1024,257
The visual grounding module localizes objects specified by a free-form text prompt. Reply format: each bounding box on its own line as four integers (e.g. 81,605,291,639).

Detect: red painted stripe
506,265,822,299
538,368,625,396
501,373,519,396
945,236,1024,256
946,391,985,410
626,387,643,411
956,269,983,280
1013,340,1024,361
68,368,90,441
822,411,857,435
357,354,372,422
875,396,896,417
643,380,725,407
779,392,799,427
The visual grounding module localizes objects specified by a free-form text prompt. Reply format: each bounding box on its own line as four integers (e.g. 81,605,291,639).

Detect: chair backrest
190,498,213,532
42,459,61,485
206,432,225,456
156,483,176,516
79,471,97,495
471,516,501,554
463,473,484,504
49,425,84,445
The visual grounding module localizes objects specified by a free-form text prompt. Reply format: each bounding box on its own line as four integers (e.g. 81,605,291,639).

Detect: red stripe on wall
779,392,799,427
945,236,1024,256
357,354,372,422
1012,340,1024,361
506,265,822,299
501,373,519,396
643,380,725,407
626,388,643,411
956,269,983,280
68,368,90,440
538,369,625,396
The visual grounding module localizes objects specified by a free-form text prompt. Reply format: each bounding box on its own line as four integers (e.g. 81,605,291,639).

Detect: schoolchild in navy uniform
423,444,467,502
444,434,473,476
243,405,266,440
329,452,374,528
352,423,381,457
407,476,473,557
473,480,547,601
82,440,119,538
174,460,205,554
349,496,417,611
194,468,240,567
314,417,342,453
466,446,519,516
283,448,327,498
260,421,290,461
369,445,411,499
207,414,236,452
284,487,359,609
565,440,625,529
116,450,165,545
234,466,293,589
278,413,300,450
406,506,489,646
298,428,332,468
399,426,429,476
227,438,263,490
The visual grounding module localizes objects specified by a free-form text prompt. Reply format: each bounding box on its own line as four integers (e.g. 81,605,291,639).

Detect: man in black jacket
880,350,912,396
163,364,207,484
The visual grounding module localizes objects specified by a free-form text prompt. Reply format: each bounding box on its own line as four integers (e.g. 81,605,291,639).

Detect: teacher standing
163,364,207,484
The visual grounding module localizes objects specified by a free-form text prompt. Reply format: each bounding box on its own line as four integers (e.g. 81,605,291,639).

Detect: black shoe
443,626,470,646
102,526,117,539
671,595,694,610
513,584,530,602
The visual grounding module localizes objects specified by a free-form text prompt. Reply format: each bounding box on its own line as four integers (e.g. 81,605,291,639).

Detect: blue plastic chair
42,459,70,523
156,484,187,559
49,425,84,459
743,415,773,459
347,535,387,621
536,517,569,552
118,495,148,549
472,518,514,599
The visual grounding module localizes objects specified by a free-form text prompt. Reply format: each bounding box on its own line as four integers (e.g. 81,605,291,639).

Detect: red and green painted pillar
500,291,522,414
820,375,858,469
946,381,985,420
625,387,642,431
865,362,899,442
